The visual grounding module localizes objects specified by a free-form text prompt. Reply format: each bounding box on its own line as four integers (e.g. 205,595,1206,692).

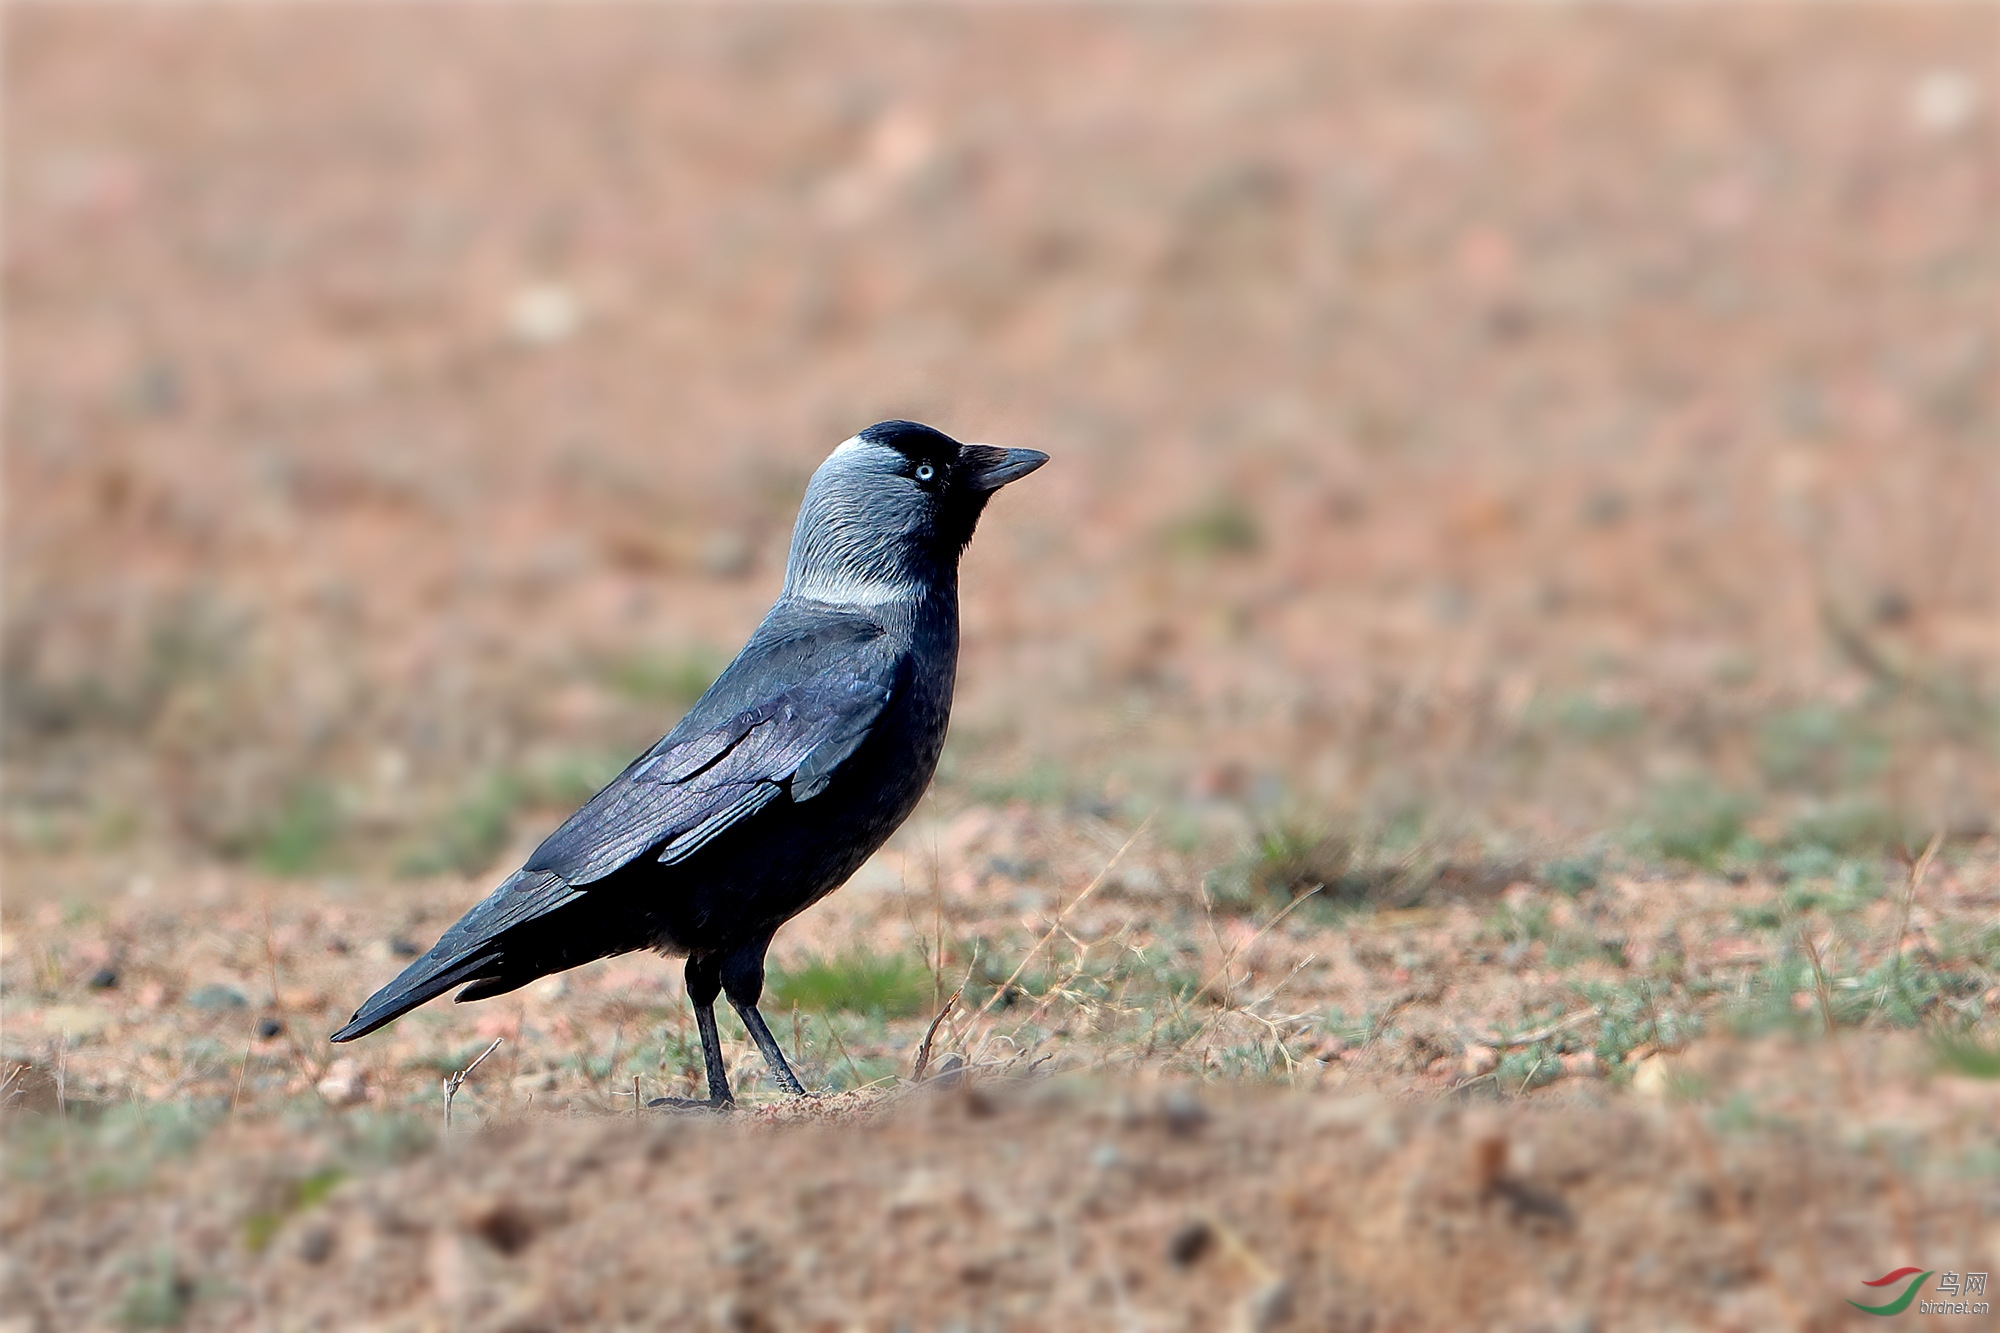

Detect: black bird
331,422,1047,1107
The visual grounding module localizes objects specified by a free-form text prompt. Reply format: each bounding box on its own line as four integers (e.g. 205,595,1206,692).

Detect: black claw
646,1095,732,1113
735,1001,809,1096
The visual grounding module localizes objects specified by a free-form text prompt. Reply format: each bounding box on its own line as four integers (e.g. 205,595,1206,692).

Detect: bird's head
784,421,1048,607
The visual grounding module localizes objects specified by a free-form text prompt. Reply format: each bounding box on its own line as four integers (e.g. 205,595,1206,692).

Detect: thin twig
261,894,285,1007
227,1019,256,1119
1882,829,1945,1018
1013,930,1120,1031
598,1021,625,1109
912,984,964,1083
1798,924,1838,1039
1160,886,1326,1065
791,1001,808,1084
261,895,312,1080
1445,1071,1498,1097
442,1038,504,1129
823,1021,868,1091
1206,1214,1278,1285
931,794,947,1015
972,812,1155,1021
1184,886,1323,1011
1245,954,1319,1016
1232,1005,1318,1080
1473,1007,1603,1051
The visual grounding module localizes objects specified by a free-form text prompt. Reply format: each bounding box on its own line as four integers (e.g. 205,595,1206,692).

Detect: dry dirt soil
5,5,1999,1331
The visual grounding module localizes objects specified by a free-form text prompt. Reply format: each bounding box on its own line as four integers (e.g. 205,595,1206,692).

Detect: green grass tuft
1247,823,1352,901
1756,703,1886,794
1934,1031,2000,1079
399,776,521,878
242,1166,347,1254
256,784,340,876
1633,777,1751,868
1575,977,1704,1067
1535,692,1645,742
118,1247,194,1329
1162,494,1261,558
1541,854,1602,897
6,1099,226,1195
965,760,1072,807
524,751,627,808
1780,800,1908,857
768,949,934,1018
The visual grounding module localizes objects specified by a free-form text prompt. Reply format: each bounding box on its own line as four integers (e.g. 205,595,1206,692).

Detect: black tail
329,869,586,1042
329,945,505,1041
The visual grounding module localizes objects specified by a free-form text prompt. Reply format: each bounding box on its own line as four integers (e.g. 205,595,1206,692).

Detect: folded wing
525,657,895,884
330,606,897,1041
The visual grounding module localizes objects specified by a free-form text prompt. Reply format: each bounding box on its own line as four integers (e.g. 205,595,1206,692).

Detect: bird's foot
645,1095,733,1114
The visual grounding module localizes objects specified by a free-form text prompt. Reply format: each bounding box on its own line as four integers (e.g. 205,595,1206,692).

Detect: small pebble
298,1224,335,1265
1166,1218,1213,1268
1910,68,1978,136
507,282,582,346
700,530,752,578
1243,1278,1295,1331
1161,1089,1208,1137
187,984,248,1012
316,1058,368,1107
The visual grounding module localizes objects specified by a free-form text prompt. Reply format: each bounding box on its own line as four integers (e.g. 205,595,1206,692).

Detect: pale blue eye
915,463,935,482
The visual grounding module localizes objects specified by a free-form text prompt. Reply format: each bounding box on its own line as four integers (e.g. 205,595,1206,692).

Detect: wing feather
522,615,898,887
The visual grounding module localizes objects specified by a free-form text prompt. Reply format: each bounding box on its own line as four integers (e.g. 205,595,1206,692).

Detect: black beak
966,447,1049,492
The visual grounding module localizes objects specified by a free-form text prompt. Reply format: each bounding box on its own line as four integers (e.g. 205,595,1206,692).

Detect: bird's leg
648,954,733,1110
733,1002,808,1096
721,942,808,1097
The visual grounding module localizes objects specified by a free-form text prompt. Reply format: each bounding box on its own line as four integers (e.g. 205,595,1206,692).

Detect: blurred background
7,4,1995,884
6,9,2000,1325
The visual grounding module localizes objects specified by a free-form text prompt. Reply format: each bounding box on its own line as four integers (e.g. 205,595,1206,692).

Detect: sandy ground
7,1073,1997,1333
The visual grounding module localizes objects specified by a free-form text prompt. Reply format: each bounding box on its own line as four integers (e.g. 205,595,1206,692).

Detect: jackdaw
330,421,1047,1107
